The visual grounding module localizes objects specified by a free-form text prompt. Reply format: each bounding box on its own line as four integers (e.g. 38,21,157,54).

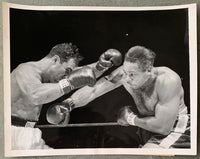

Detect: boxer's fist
68,66,96,89
46,103,70,125
117,106,137,126
96,49,122,71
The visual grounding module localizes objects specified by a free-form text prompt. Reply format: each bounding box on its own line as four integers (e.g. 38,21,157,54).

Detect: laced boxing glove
59,66,96,95
96,49,122,71
69,66,96,88
117,106,137,126
46,98,74,125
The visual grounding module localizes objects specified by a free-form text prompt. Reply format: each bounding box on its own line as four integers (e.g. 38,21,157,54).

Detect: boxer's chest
123,82,158,116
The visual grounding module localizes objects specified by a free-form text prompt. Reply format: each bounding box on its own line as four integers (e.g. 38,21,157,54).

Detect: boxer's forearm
70,77,121,108
87,62,108,78
135,116,172,135
70,86,96,108
134,94,179,135
27,83,66,105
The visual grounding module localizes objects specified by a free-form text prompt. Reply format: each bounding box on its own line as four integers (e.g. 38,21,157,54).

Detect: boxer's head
47,43,83,64
123,46,156,89
45,43,83,82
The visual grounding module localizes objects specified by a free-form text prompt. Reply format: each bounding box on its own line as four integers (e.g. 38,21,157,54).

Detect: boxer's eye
129,73,134,77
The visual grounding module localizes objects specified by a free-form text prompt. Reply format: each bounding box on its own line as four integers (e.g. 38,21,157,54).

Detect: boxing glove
59,66,96,94
117,106,137,126
46,102,70,125
96,49,122,71
68,66,96,89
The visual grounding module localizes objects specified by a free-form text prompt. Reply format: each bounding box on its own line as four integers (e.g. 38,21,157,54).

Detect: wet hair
125,46,156,71
46,43,83,64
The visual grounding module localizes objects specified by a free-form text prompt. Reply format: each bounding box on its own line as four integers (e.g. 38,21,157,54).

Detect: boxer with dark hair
54,45,190,148
11,42,122,149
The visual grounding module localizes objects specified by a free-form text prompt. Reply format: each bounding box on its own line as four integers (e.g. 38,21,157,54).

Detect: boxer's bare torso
120,66,186,116
11,63,43,121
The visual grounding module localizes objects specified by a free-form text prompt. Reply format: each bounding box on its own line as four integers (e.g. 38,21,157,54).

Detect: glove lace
127,112,136,126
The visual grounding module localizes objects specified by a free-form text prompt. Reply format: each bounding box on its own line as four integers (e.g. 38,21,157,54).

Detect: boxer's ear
147,65,152,72
52,55,60,63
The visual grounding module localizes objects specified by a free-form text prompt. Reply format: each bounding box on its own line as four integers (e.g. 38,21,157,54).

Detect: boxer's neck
36,58,53,82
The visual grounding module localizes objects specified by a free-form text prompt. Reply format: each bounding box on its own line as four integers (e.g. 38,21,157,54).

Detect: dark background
10,8,189,148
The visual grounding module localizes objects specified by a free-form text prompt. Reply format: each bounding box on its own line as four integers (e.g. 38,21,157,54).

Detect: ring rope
35,122,120,128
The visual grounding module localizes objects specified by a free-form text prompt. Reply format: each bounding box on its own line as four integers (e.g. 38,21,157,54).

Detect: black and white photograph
3,2,197,157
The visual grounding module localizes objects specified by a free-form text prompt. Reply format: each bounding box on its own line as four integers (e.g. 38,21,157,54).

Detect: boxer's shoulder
12,62,42,83
156,67,182,95
14,62,39,74
156,67,181,83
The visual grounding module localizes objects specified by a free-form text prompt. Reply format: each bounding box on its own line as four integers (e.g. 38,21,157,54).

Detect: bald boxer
51,46,190,148
11,42,122,150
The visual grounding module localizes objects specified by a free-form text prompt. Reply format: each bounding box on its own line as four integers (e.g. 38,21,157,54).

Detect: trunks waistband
11,116,37,128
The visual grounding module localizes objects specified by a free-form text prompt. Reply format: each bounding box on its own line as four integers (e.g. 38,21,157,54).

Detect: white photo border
3,2,197,157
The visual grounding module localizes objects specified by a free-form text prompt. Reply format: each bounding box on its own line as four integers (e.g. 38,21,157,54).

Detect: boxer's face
48,57,78,83
123,61,150,89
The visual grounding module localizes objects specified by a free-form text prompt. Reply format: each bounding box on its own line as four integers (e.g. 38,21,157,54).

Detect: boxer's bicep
135,97,179,135
153,78,181,133
27,83,64,105
13,65,63,105
135,77,181,135
153,97,179,134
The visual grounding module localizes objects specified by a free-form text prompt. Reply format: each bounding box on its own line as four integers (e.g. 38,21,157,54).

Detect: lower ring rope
36,122,120,128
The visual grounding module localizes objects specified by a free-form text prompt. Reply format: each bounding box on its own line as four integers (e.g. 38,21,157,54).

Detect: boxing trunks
137,109,190,148
11,116,52,150
11,116,37,128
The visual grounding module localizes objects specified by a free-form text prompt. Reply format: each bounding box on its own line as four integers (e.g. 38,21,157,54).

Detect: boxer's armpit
104,67,124,84
104,73,123,83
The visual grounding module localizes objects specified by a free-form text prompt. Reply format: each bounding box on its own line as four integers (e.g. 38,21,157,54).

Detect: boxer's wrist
64,98,75,112
59,79,74,95
127,112,137,126
96,62,110,71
